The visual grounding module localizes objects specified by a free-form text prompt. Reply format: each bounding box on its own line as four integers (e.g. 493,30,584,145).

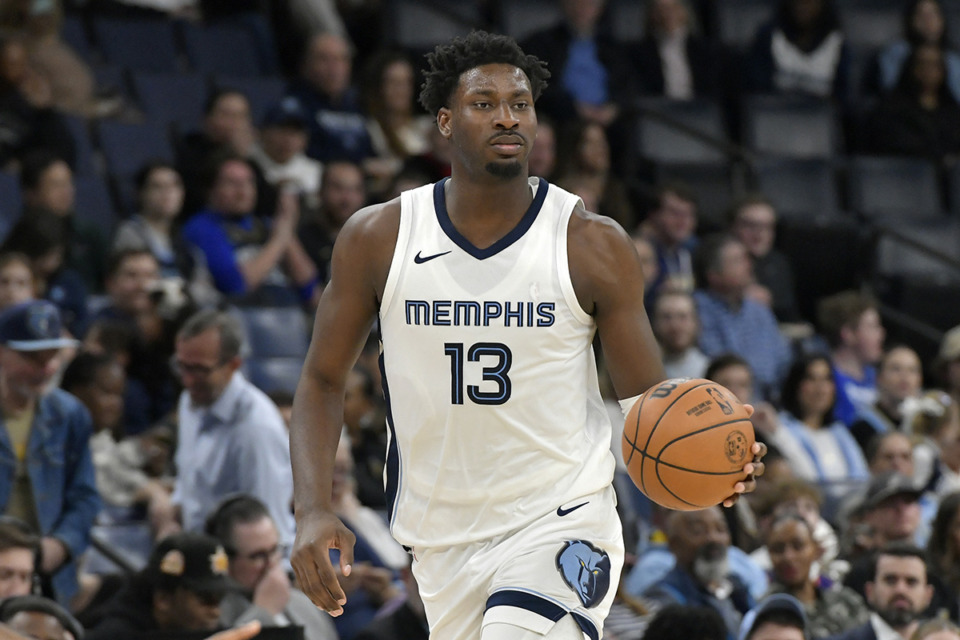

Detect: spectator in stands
204,495,338,640
249,98,323,210
738,594,809,640
0,0,101,118
706,353,756,406
362,50,434,197
0,301,98,605
849,345,924,452
832,543,934,640
330,436,407,640
298,160,366,286
520,0,633,129
160,310,296,551
817,291,886,426
642,182,699,299
0,34,75,169
554,119,635,229
867,432,918,479
745,0,851,101
765,353,869,495
914,620,960,640
19,150,106,294
61,352,175,536
728,194,800,323
0,254,34,311
651,290,708,380
0,595,82,640
632,233,661,308
927,492,960,614
641,507,755,638
113,161,219,308
632,0,721,100
183,153,319,307
873,0,960,102
866,43,960,163
935,325,960,407
94,248,183,431
527,116,557,181
354,560,428,640
85,532,229,640
0,520,37,600
177,89,268,217
0,210,86,337
693,234,791,399
287,32,374,164
764,513,869,638
922,394,960,497
641,604,726,640
343,366,386,509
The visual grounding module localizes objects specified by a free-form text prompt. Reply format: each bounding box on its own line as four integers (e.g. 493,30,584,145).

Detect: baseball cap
261,97,309,129
738,593,808,640
860,471,922,512
0,301,78,351
147,532,231,596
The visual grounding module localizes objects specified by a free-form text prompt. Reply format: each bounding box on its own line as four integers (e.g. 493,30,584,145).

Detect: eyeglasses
169,356,227,378
230,544,284,564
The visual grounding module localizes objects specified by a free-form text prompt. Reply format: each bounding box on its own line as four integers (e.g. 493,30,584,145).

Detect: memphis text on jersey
404,300,556,328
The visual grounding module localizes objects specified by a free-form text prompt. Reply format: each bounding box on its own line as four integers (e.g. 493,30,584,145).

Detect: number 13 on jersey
444,342,513,405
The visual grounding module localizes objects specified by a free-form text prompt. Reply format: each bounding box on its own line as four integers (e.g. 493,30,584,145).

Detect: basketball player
289,31,766,640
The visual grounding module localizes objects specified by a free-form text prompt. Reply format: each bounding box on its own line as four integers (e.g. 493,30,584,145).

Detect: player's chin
484,159,524,179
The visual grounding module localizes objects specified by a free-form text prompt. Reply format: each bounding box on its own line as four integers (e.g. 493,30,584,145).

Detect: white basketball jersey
378,177,616,548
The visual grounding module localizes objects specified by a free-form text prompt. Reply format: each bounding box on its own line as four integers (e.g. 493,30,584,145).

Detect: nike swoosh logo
414,250,451,264
556,502,589,517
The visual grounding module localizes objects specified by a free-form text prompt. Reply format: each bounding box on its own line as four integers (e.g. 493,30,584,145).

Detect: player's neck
445,174,533,239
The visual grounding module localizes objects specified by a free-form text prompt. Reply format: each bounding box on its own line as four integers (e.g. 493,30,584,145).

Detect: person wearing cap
0,594,84,640
738,593,808,640
250,97,323,208
0,300,99,607
85,532,232,640
827,543,933,640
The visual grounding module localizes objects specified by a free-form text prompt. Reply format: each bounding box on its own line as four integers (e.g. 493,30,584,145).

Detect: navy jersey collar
433,177,549,260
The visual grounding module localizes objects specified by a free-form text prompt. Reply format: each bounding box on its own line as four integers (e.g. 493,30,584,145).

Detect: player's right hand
290,511,357,616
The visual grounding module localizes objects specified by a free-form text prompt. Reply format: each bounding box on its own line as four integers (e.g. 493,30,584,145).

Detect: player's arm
567,207,765,502
289,200,399,616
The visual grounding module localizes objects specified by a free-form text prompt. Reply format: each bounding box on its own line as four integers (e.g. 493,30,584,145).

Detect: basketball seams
657,417,753,452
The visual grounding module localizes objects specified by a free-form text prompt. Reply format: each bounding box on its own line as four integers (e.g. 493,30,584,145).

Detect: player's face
878,347,922,405
439,63,536,181
767,519,818,588
865,555,932,628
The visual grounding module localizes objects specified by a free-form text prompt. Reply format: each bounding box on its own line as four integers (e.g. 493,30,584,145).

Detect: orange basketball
622,378,755,511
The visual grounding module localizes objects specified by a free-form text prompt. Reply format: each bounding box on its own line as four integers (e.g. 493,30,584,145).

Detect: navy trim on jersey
433,177,549,260
379,353,401,525
485,590,598,640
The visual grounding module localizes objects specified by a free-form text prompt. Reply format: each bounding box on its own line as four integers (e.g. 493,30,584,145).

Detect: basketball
622,378,755,511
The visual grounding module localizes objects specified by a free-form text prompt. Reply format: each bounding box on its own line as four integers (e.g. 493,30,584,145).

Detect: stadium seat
635,98,729,165
848,156,944,224
213,75,286,127
238,306,310,358
500,0,562,43
836,0,903,50
873,222,960,280
63,115,98,176
945,162,960,216
74,175,118,235
743,95,841,159
132,71,207,134
91,17,180,73
714,0,774,50
655,163,740,233
752,158,841,222
247,357,303,395
181,22,263,77
62,14,92,62
97,120,175,181
605,0,646,44
388,0,480,52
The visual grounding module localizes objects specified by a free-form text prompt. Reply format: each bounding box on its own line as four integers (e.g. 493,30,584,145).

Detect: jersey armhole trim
379,188,415,316
556,200,593,327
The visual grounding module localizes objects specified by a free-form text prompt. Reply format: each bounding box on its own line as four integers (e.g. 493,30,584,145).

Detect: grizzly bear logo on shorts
556,540,610,608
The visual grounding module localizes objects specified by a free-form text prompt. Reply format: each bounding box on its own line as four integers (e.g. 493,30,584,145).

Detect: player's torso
378,177,615,547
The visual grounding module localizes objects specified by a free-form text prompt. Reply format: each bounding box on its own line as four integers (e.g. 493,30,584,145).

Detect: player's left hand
722,404,766,508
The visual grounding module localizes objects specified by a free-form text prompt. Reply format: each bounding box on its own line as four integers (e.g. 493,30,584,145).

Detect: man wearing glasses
206,495,337,640
159,309,295,551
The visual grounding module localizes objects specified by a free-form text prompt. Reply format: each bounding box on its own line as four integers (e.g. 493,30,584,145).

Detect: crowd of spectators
0,0,958,639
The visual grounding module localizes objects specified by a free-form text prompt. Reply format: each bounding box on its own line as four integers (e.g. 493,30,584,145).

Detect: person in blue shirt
0,300,100,606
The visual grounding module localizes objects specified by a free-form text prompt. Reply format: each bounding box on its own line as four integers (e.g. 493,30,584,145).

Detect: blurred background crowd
1,0,960,639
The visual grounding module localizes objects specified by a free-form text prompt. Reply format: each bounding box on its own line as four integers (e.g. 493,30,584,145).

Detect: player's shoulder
335,197,402,254
567,202,634,262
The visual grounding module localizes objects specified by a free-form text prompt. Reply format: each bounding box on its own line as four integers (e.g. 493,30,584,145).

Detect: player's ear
437,108,453,139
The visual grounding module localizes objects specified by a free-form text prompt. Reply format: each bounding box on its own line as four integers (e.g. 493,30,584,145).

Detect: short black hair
134,160,180,192
873,541,929,582
418,30,550,117
204,494,271,553
61,352,116,394
19,150,68,192
705,353,751,381
643,604,726,640
748,609,806,640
